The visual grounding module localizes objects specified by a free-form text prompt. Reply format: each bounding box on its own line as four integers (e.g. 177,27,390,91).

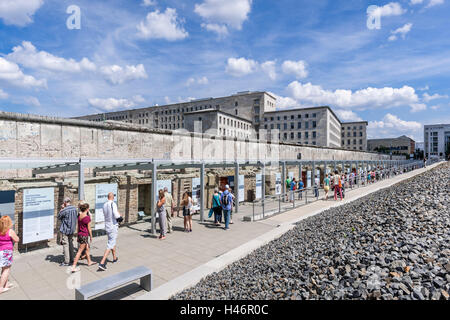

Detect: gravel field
172,162,450,300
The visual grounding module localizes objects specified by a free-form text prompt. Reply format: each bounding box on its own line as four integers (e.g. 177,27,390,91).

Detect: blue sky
0,0,449,141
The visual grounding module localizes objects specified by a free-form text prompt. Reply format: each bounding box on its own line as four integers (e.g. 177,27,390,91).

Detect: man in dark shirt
57,197,78,266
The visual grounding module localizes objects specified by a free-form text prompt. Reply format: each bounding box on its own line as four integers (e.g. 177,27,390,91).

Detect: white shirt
103,200,119,231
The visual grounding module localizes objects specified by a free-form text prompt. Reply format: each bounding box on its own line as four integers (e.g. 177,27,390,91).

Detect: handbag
208,208,214,218
112,203,123,223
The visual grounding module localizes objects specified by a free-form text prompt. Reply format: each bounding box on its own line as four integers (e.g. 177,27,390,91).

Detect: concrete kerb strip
137,162,442,300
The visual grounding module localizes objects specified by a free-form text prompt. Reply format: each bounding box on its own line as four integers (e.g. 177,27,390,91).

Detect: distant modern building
262,106,342,148
341,121,368,151
367,135,416,158
424,124,450,159
415,142,424,152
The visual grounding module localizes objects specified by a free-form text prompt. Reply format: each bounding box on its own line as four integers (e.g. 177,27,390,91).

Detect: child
0,216,19,294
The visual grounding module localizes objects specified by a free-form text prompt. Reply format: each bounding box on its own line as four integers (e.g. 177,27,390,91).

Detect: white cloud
388,23,412,41
195,0,252,35
422,92,448,102
0,88,8,99
287,81,420,110
136,8,188,41
430,105,440,110
373,2,406,17
418,85,429,91
100,64,148,85
225,57,258,77
410,103,427,112
335,110,363,121
7,41,96,73
185,76,209,86
268,92,302,109
24,96,40,107
0,0,43,27
410,0,424,4
201,23,229,37
261,60,277,80
426,0,445,8
0,57,47,88
282,60,308,79
88,95,146,112
141,0,157,6
368,113,422,140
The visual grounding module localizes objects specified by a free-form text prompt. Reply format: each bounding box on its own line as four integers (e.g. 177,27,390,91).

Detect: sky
0,0,449,142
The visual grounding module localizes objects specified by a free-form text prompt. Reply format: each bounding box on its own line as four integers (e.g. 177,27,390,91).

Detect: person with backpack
340,174,346,199
323,174,330,200
289,178,296,202
297,179,304,200
211,188,222,226
220,185,233,230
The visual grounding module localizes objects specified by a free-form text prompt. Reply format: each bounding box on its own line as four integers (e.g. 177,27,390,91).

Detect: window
347,139,350,145
298,114,301,119
290,123,294,129
305,114,309,118
305,121,309,129
235,101,238,107
264,118,267,122
312,141,316,145
353,132,357,137
298,122,302,129
277,116,280,121
312,131,316,138
291,115,294,120
353,139,356,145
305,132,309,139
359,132,363,137
312,121,316,128
359,139,363,144
270,117,274,121
277,123,280,129
265,124,268,129
283,133,287,140
235,110,238,115
290,132,294,139
284,123,287,130
297,132,301,139
271,124,274,129
284,116,287,120
312,113,316,118
359,125,363,130
347,132,350,137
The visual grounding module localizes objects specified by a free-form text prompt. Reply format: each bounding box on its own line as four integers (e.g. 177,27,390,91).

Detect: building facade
424,124,450,159
183,109,253,139
73,91,276,133
261,106,342,148
367,135,416,158
341,121,368,151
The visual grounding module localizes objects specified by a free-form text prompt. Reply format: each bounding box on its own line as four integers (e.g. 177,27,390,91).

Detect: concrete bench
75,266,152,300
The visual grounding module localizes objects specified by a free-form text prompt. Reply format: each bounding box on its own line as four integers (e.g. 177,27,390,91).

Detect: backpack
338,177,342,188
222,193,229,206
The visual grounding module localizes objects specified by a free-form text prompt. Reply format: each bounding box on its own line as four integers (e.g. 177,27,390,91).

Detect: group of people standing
57,193,122,273
210,185,234,230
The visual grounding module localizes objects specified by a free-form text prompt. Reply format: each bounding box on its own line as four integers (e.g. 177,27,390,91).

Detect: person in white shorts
98,192,122,271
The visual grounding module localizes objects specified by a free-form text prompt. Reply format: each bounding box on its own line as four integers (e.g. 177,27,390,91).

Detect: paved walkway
1,162,441,300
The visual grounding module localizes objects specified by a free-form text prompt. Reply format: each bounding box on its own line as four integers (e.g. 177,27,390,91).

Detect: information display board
238,175,244,202
275,173,281,195
23,188,54,244
94,184,118,230
191,178,200,205
0,191,15,227
288,172,294,180
157,180,172,200
255,174,262,199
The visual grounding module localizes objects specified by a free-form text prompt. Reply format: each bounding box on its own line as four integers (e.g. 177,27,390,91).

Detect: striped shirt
58,205,78,235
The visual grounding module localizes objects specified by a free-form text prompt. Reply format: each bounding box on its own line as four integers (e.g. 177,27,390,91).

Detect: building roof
341,121,368,126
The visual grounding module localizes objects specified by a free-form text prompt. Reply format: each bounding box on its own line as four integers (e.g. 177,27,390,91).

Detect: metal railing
249,159,439,221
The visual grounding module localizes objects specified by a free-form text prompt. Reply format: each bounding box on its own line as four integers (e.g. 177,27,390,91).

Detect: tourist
229,191,235,224
157,190,167,239
71,203,94,272
164,187,174,234
212,188,222,226
0,216,19,294
285,176,291,201
297,179,304,200
333,171,343,201
181,192,193,232
220,185,233,230
341,174,346,198
98,192,123,271
57,197,78,266
323,174,330,200
314,175,320,198
423,157,427,168
289,178,296,202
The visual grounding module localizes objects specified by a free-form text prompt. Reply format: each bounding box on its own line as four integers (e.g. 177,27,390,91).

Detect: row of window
342,139,364,145
219,128,249,138
264,113,317,122
218,116,250,130
264,121,317,130
342,132,364,137
342,125,364,130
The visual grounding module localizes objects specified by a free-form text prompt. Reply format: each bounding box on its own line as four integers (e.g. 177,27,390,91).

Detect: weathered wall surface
0,112,399,164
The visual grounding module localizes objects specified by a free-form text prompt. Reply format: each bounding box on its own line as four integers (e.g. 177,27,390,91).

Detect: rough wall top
0,111,387,157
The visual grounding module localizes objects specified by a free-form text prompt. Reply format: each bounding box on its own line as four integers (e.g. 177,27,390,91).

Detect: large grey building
367,135,415,158
341,121,368,151
74,91,276,134
424,124,450,159
261,106,342,148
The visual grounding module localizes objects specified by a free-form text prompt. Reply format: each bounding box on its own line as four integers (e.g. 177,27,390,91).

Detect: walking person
220,185,233,230
157,190,167,240
98,192,123,271
229,191,235,224
333,171,343,201
0,216,19,295
314,175,320,198
71,203,95,272
163,187,174,234
289,178,296,202
285,176,291,201
298,179,304,200
181,192,193,232
341,174,346,199
323,174,330,200
212,188,222,226
58,197,78,266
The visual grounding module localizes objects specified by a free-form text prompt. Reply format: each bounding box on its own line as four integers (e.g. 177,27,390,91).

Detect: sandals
0,287,10,294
